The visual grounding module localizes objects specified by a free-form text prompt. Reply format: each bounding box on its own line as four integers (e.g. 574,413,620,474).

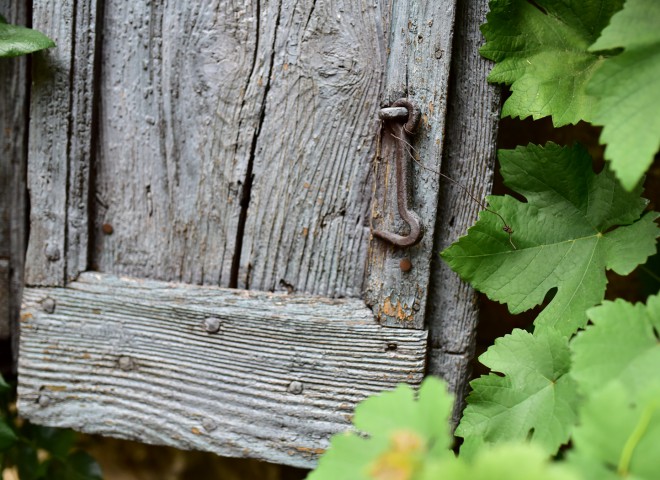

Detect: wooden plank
25,0,98,286
365,0,459,328
92,1,269,286
0,0,29,348
25,0,73,285
18,273,427,469
236,0,385,297
425,0,501,425
92,1,388,299
65,0,100,283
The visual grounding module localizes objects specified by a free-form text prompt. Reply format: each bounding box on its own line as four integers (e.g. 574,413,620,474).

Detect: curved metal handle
372,99,424,248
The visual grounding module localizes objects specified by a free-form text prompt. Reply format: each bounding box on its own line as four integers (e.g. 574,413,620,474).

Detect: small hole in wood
385,342,398,351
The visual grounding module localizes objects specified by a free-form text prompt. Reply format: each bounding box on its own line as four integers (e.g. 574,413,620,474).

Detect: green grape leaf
419,443,580,480
47,451,104,480
0,418,18,451
587,0,660,190
0,16,55,57
571,295,660,396
441,143,659,336
480,0,623,126
353,376,454,456
568,381,660,480
24,425,77,458
307,434,387,480
456,329,579,457
308,378,454,480
11,443,47,480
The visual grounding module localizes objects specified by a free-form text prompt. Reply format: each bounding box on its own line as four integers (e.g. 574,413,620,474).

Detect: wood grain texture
0,0,29,345
65,0,100,283
25,0,99,286
17,0,481,468
237,0,385,297
18,273,427,468
92,0,261,285
424,0,501,425
365,0,458,328
92,1,385,299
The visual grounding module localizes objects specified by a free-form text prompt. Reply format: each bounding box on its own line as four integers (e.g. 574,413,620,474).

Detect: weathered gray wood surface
238,1,386,297
17,0,492,469
25,0,98,286
90,0,386,297
365,1,458,328
92,0,250,286
19,273,427,468
425,0,500,425
0,0,29,347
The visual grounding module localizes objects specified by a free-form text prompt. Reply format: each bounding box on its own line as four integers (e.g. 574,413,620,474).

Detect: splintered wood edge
18,273,427,468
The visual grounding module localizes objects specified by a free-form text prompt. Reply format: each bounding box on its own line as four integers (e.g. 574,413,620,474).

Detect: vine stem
618,400,659,476
640,265,660,283
389,131,517,250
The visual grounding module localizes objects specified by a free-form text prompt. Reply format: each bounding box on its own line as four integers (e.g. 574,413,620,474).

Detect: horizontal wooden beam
18,273,427,468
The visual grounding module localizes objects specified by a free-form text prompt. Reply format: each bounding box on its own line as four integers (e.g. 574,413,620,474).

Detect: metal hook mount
372,99,424,248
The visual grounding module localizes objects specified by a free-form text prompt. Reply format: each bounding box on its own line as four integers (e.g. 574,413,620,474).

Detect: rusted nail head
400,258,413,272
42,297,56,314
386,342,398,351
203,317,222,334
102,223,114,235
287,380,304,395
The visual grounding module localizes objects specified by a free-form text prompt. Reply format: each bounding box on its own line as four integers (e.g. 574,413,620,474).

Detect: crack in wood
229,0,282,289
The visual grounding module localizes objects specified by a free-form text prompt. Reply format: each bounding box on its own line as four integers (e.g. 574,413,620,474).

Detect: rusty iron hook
372,98,424,248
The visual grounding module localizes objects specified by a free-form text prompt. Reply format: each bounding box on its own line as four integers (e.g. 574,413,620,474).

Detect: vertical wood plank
425,0,501,425
66,0,100,283
25,0,98,286
238,0,386,297
92,1,268,286
92,0,388,300
365,0,458,328
0,0,29,349
24,0,73,286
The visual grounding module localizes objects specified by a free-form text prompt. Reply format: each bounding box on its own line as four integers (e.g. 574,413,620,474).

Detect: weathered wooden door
14,0,498,469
